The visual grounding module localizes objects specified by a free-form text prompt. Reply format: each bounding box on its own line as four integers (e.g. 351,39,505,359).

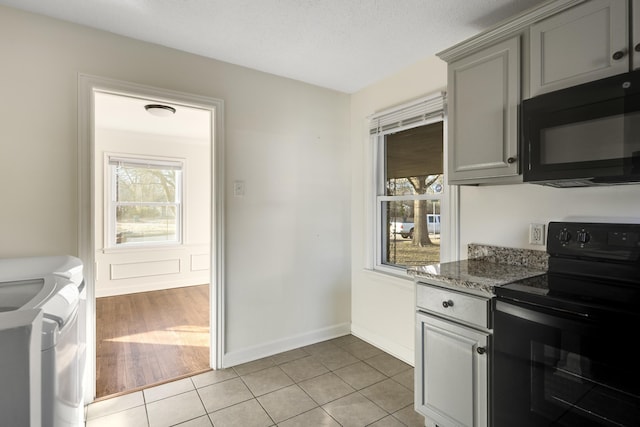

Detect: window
370,93,446,271
108,156,183,247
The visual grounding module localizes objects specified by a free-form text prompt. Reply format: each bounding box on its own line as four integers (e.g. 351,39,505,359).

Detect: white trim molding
351,323,414,366
367,91,460,277
77,74,225,403
222,323,351,368
437,0,585,62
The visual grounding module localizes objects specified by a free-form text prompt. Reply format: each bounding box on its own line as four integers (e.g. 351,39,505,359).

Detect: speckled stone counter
408,244,548,296
467,243,548,270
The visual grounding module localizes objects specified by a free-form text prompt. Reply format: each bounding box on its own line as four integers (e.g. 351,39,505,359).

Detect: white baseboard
95,279,207,297
222,322,351,368
350,323,414,366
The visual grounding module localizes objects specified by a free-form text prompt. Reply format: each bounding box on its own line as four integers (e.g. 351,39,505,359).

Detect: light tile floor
85,335,426,427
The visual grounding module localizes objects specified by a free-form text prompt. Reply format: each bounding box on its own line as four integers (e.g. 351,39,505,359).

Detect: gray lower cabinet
447,36,520,185
415,283,491,427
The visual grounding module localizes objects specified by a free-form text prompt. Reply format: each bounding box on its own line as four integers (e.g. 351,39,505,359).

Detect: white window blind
108,157,183,170
369,92,446,136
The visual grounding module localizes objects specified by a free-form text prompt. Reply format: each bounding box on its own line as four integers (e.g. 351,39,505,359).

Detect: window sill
102,243,183,254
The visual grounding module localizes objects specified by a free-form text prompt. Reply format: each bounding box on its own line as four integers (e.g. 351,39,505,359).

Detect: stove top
546,221,640,268
496,221,640,320
497,273,639,319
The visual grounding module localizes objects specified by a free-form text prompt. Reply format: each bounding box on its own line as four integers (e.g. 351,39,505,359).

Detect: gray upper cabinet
447,37,520,185
529,0,629,97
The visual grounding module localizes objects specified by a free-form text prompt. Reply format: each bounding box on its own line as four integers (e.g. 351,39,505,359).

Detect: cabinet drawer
416,284,490,329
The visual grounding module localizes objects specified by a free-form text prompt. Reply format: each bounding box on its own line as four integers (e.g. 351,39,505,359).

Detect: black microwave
521,70,640,187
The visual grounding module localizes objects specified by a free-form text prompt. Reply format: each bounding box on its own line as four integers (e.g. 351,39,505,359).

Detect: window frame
368,92,459,277
105,154,185,249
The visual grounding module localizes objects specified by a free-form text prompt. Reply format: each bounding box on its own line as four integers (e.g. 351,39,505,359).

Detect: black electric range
492,221,640,427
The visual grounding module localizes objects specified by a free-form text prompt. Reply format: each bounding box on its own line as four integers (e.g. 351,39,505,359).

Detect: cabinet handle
477,347,486,355
442,300,454,308
507,156,516,164
612,50,626,60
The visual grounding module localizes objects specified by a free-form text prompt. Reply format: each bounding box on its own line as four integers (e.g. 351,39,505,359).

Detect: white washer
0,256,85,427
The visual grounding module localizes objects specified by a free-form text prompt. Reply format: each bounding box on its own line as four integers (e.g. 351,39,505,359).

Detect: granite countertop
408,244,548,296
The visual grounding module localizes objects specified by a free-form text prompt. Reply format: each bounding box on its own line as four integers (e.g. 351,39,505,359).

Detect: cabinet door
448,36,520,185
415,312,489,427
529,0,628,97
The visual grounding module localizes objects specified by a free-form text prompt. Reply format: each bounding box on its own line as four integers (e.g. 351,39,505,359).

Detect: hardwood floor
95,284,210,398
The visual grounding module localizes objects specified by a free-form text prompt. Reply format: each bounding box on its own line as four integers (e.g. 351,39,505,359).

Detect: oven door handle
494,299,595,330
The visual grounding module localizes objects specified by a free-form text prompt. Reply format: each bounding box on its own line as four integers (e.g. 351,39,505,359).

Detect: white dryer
0,256,85,427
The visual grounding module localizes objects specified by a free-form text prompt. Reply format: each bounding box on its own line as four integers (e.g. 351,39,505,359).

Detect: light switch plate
529,223,545,245
233,181,245,197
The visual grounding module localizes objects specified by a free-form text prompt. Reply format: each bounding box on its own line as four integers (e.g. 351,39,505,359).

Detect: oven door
492,298,640,427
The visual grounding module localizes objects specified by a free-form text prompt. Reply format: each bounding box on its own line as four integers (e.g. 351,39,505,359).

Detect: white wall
350,56,448,363
459,183,640,252
0,6,351,366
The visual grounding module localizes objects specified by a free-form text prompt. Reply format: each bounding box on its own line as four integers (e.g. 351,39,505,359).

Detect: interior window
108,157,183,247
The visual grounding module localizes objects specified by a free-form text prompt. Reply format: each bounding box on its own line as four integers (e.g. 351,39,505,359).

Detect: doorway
78,75,225,403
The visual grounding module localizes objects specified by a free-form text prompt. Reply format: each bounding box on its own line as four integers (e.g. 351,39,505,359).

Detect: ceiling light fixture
144,104,176,117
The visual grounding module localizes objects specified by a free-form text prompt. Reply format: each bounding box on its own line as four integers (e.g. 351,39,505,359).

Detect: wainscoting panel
190,253,210,272
110,258,181,280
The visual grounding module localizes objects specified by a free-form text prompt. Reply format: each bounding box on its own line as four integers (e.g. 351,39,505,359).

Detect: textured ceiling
0,0,546,93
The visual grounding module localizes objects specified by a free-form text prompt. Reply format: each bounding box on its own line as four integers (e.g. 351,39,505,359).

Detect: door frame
78,74,225,403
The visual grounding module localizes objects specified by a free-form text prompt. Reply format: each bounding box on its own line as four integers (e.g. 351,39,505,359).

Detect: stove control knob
558,229,571,243
577,230,590,244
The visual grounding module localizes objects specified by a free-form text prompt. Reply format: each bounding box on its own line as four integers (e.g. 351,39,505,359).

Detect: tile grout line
142,389,151,427
234,365,280,426
189,376,214,427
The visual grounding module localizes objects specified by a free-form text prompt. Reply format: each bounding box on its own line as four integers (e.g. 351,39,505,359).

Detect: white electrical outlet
529,223,545,245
